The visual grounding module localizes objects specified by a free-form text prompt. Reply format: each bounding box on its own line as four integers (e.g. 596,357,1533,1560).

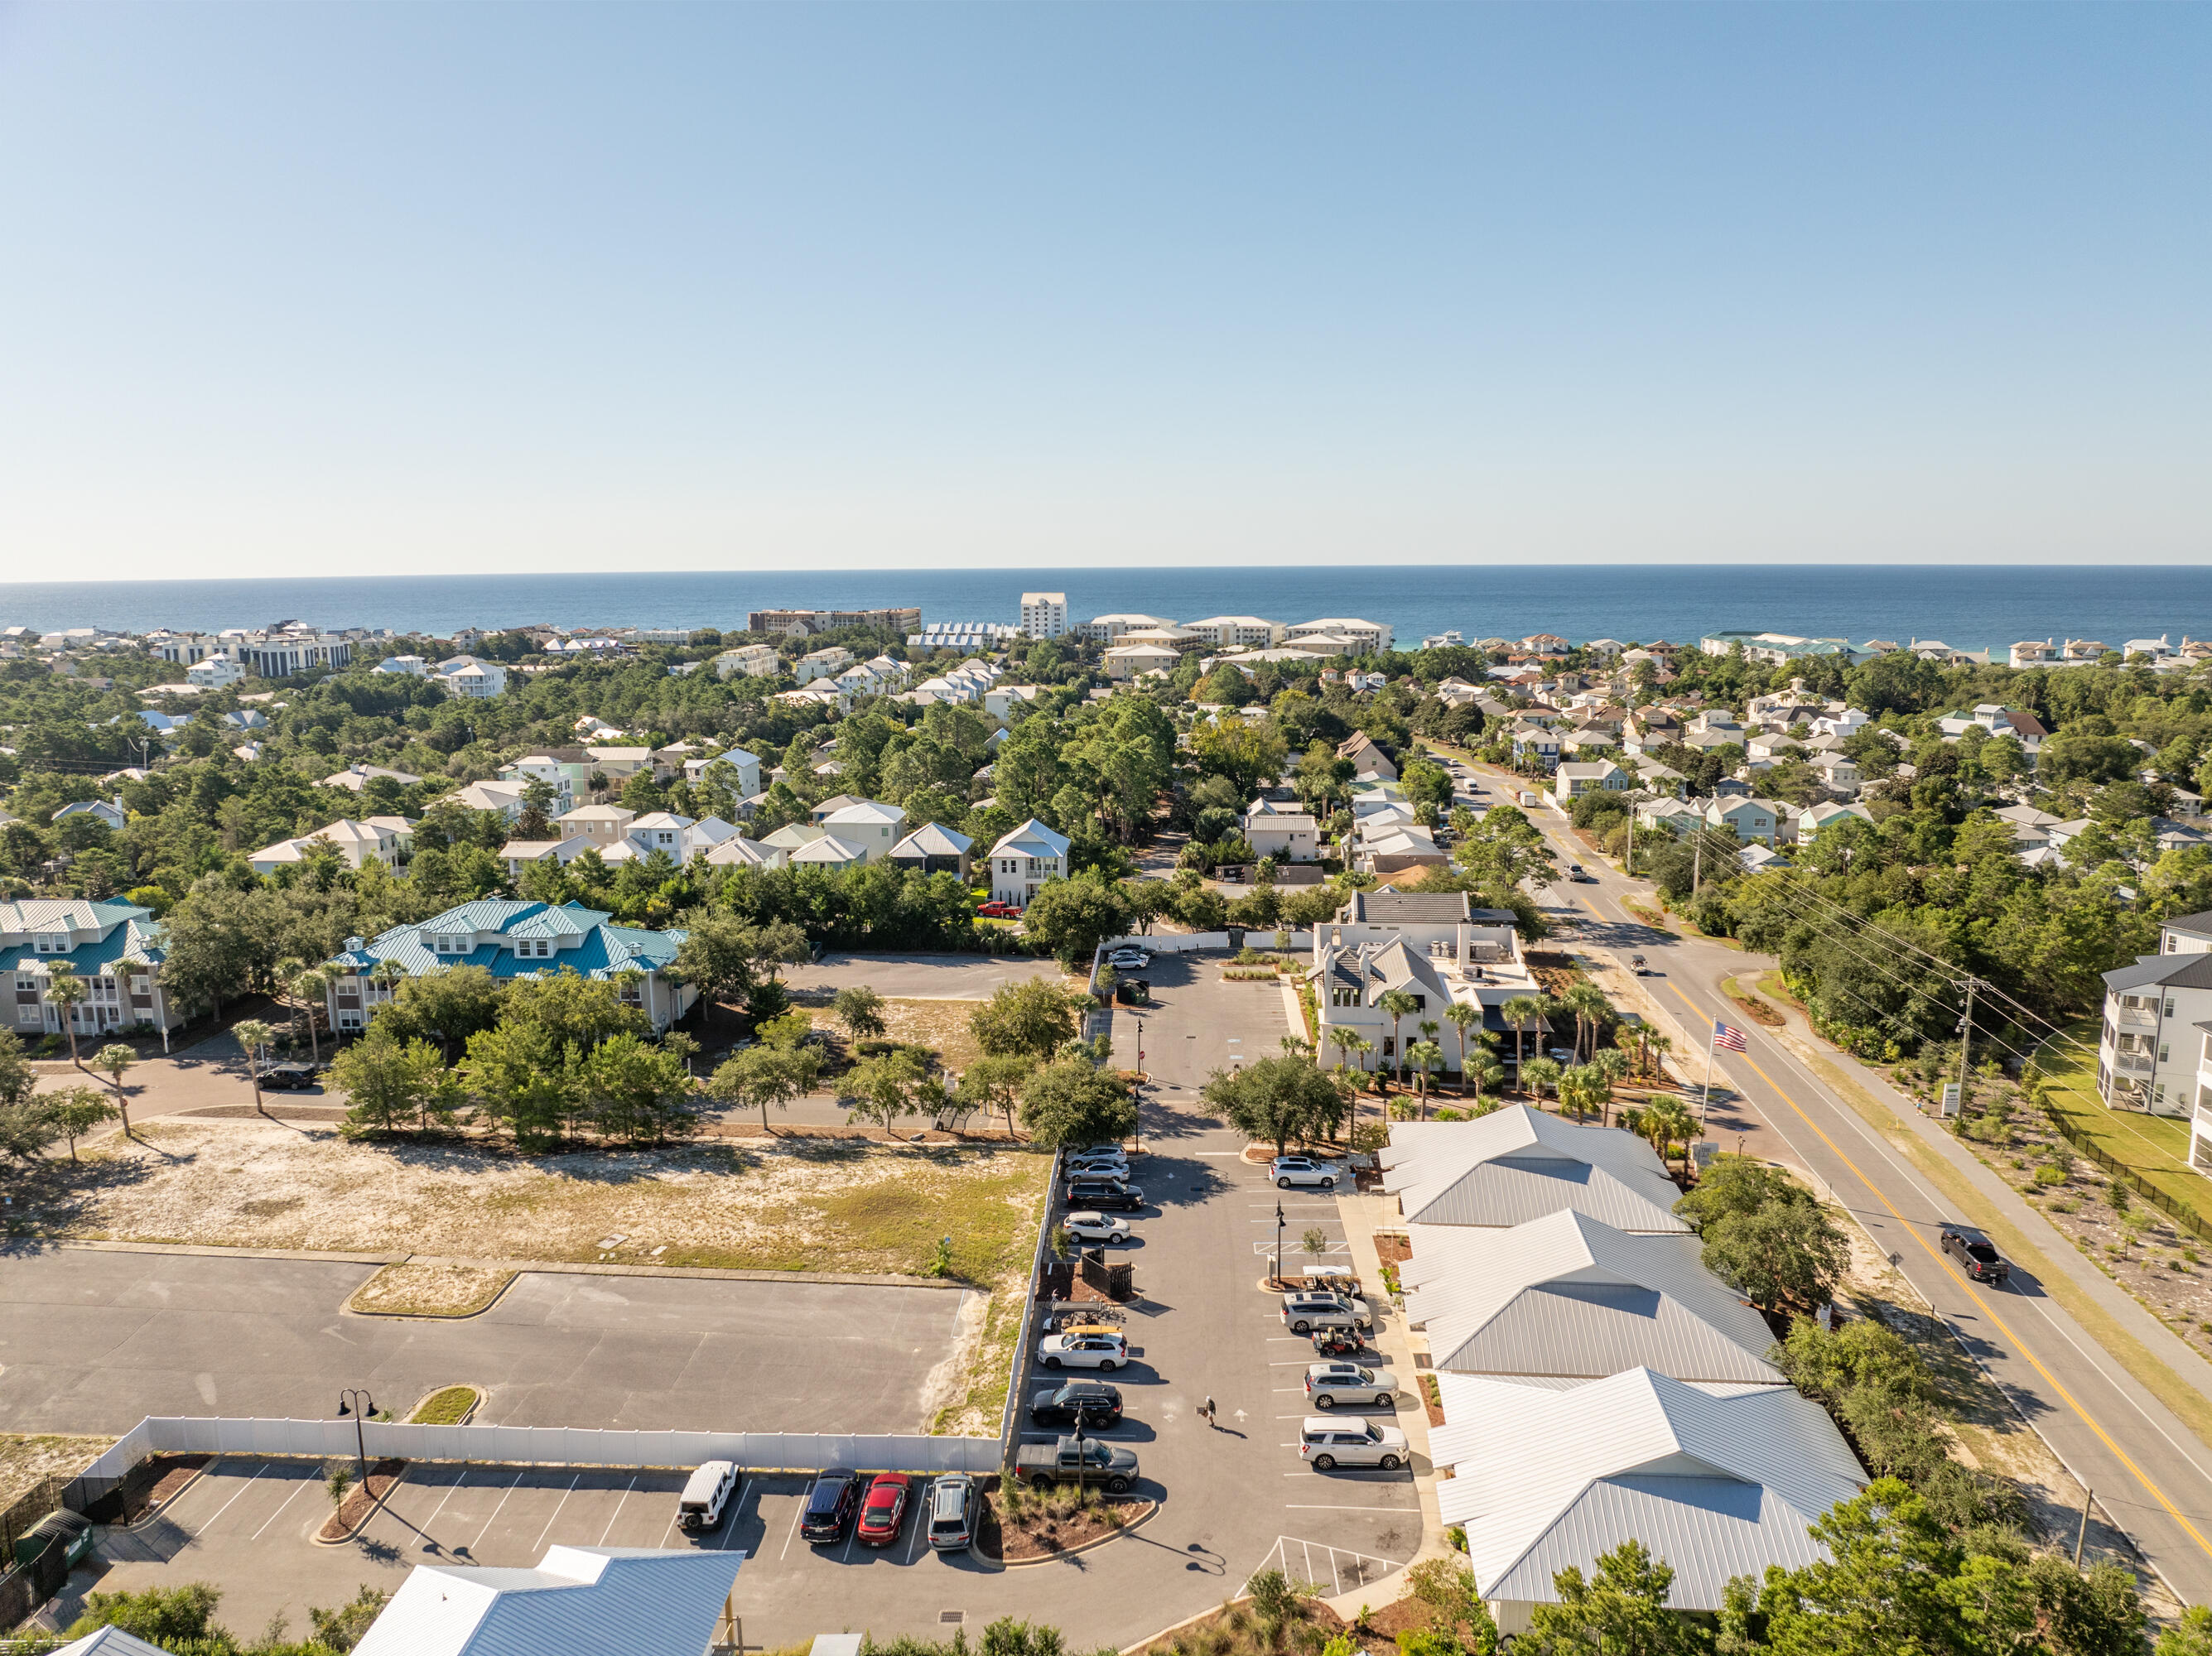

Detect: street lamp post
1274,1201,1285,1288
336,1389,378,1481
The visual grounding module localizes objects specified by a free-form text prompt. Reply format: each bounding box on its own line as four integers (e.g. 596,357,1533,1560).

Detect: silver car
1280,1292,1371,1335
1299,1417,1408,1471
1304,1362,1399,1409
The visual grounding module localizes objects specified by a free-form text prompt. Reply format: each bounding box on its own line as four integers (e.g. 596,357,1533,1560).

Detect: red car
855,1472,912,1547
976,900,1019,918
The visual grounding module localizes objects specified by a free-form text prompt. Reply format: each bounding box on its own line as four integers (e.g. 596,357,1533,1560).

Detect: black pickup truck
1012,1434,1138,1494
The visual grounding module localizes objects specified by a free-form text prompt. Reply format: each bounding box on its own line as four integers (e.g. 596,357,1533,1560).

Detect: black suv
1029,1380,1124,1429
1067,1178,1144,1212
1940,1228,2011,1285
799,1466,861,1543
259,1063,322,1091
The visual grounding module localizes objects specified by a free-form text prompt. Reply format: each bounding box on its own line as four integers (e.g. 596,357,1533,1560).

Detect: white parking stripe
248,1474,310,1541
421,1466,472,1544
533,1474,581,1552
595,1475,636,1546
778,1499,806,1562
195,1461,267,1531
470,1471,526,1556
1283,1504,1418,1512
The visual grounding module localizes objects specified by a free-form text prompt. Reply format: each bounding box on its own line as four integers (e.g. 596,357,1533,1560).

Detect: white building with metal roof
352,1543,741,1656
1404,1210,1781,1387
1382,1107,1690,1233
1430,1367,1864,1636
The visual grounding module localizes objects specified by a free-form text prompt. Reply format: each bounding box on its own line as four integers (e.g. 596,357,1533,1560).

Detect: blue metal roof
331,899,683,981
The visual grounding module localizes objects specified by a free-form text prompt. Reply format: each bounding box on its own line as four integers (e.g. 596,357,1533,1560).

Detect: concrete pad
785,953,1063,1000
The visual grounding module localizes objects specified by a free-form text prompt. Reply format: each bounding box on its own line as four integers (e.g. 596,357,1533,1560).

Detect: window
2161,1046,2171,1064
2169,999,2179,1018
34,934,67,954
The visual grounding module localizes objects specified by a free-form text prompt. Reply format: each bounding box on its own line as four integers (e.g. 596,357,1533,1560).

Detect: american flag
1713,1023,1748,1053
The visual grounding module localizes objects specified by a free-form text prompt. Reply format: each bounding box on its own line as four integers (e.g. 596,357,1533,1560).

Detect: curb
995,1497,1156,1569
314,1464,407,1547
122,1457,212,1531
1122,1591,1254,1655
402,1384,485,1425
344,1270,518,1321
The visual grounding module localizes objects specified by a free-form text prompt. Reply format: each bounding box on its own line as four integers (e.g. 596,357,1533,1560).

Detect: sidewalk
1320,1191,1451,1620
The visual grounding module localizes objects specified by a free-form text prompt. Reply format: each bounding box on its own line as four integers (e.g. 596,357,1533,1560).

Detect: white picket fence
1102,930,1314,956
76,1416,1003,1481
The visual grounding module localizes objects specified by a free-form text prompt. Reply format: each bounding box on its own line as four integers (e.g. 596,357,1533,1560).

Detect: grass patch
347,1263,515,1318
2038,1021,2209,1227
1723,976,1786,1028
407,1386,480,1425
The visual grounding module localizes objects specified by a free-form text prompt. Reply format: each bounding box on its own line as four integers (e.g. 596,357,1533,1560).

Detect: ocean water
2,566,2209,658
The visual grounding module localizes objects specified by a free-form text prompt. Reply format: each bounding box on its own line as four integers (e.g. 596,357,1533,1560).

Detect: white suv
1270,1156,1343,1191
1299,1418,1408,1471
1280,1292,1371,1335
1304,1362,1398,1409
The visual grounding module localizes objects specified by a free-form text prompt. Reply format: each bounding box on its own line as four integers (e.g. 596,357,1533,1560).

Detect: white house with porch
2,898,182,1042
988,818,1070,907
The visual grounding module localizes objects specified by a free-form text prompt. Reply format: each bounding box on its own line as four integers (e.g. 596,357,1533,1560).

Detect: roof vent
344,936,364,952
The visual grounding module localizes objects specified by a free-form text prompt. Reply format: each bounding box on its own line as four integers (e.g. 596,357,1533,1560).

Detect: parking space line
248,1473,311,1541
468,1471,525,1557
595,1475,637,1546
657,1504,681,1549
904,1488,928,1566
533,1474,581,1552
713,1487,748,1552
414,1465,472,1550
195,1461,267,1531
779,1500,806,1562
1283,1504,1421,1512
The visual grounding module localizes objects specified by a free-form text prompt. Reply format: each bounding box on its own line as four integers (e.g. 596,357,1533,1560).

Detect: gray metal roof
1431,1368,1864,1613
1342,888,1469,924
1383,1109,1689,1233
1405,1212,1778,1384
2104,954,2212,993
2168,911,2212,940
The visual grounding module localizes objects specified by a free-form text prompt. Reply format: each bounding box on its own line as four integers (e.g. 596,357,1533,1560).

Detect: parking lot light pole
335,1389,377,1480
1275,1201,1285,1287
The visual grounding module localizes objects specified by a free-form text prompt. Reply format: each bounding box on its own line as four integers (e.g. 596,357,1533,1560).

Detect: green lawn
2039,1020,2208,1221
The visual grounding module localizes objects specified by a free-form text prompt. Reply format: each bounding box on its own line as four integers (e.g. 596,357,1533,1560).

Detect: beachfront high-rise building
1019,593,1068,640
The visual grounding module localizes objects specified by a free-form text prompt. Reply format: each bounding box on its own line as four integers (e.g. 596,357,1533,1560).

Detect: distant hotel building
1019,593,1069,639
746,607,921,638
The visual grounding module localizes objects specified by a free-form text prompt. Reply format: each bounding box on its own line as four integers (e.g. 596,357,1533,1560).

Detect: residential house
1242,801,1321,863
984,684,1042,720
703,835,787,870
1937,704,2049,750
1508,723,1560,771
323,763,422,794
1019,592,1069,638
761,822,828,859
554,803,638,846
1337,733,1398,782
712,643,781,678
988,818,1070,906
1430,1368,1863,1639
1705,797,1781,845
1546,760,1631,806
1634,800,1707,840
450,777,563,821
1286,618,1394,655
818,800,908,864
436,656,507,699
795,646,855,684
789,833,870,871
1698,632,1857,665
373,654,427,677
2,897,181,1039
186,653,248,689
55,797,128,831
1356,821,1448,875
326,900,694,1033
499,835,595,883
1807,750,1863,794
889,821,974,878
248,817,411,875
1796,801,1872,840
2099,911,2212,1131
1631,760,1688,797
1308,892,1540,1059
1404,1209,1782,1387
682,745,764,797
600,811,740,867
1381,1108,1691,1233
1517,634,1571,657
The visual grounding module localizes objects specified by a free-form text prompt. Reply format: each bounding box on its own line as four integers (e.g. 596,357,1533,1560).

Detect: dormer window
434,934,471,955
35,934,69,954
514,939,552,959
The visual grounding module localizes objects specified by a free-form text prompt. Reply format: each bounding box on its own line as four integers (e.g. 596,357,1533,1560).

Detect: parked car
1270,1155,1343,1191
1061,1211,1132,1244
1066,1178,1144,1212
855,1472,913,1548
1299,1417,1408,1471
259,1063,322,1091
1108,948,1151,970
1280,1292,1371,1335
799,1467,862,1543
1066,1151,1130,1177
677,1460,741,1532
1940,1227,2011,1285
977,900,1019,918
926,1474,977,1552
1014,1433,1138,1494
1304,1362,1398,1409
1039,1331,1126,1371
1029,1379,1125,1428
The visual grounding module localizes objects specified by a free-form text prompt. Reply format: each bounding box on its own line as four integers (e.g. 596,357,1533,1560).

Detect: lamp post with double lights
335,1389,378,1481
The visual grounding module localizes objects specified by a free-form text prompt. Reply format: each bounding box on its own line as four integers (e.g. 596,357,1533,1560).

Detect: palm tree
232,1019,276,1112
1377,989,1419,1093
288,968,328,1062
1501,995,1543,1073
1328,1028,1363,1074
1443,1002,1480,1090
1521,1056,1562,1107
1592,1048,1631,1124
1406,1041,1445,1114
93,1043,137,1135
1342,1034,1375,1091
1641,1096,1698,1171
44,963,88,1068
1642,1029,1674,1085
1566,983,1611,1063
1470,1060,1506,1113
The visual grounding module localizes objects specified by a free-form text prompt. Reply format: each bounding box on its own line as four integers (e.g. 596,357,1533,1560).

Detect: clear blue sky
1,2,2205,579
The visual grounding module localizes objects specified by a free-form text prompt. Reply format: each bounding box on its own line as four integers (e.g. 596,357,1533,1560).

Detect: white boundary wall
76,1417,1001,1480
1101,931,1313,956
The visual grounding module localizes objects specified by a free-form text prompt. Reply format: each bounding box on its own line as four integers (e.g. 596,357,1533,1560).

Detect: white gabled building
1430,1367,1864,1638
1381,1107,1690,1234
353,1543,741,1656
988,817,1070,907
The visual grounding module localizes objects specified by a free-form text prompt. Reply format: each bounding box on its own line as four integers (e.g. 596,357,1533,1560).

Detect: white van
677,1460,741,1532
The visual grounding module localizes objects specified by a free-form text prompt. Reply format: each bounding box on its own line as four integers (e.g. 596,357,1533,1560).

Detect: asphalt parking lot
0,1249,971,1436
785,952,1064,999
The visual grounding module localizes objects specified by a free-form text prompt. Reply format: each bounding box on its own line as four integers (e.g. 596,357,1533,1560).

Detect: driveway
785,954,1065,1000
0,1249,971,1437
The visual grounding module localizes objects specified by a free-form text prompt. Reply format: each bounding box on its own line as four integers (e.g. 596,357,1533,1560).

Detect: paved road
1467,757,2212,1606
0,1249,971,1436
785,953,1064,999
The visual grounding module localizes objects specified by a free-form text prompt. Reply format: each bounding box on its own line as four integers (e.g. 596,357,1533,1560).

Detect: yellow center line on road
1662,980,2212,1562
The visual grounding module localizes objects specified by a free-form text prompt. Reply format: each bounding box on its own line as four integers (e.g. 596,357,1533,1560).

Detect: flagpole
1699,1020,1719,1130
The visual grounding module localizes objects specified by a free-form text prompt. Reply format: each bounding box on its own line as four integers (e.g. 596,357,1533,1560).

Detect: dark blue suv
799,1466,861,1543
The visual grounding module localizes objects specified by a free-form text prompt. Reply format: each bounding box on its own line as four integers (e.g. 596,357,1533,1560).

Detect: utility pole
1957,979,1980,1114
2075,1486,2094,1567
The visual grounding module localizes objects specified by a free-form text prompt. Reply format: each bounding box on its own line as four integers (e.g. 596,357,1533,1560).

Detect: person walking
1202,1394,1217,1429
